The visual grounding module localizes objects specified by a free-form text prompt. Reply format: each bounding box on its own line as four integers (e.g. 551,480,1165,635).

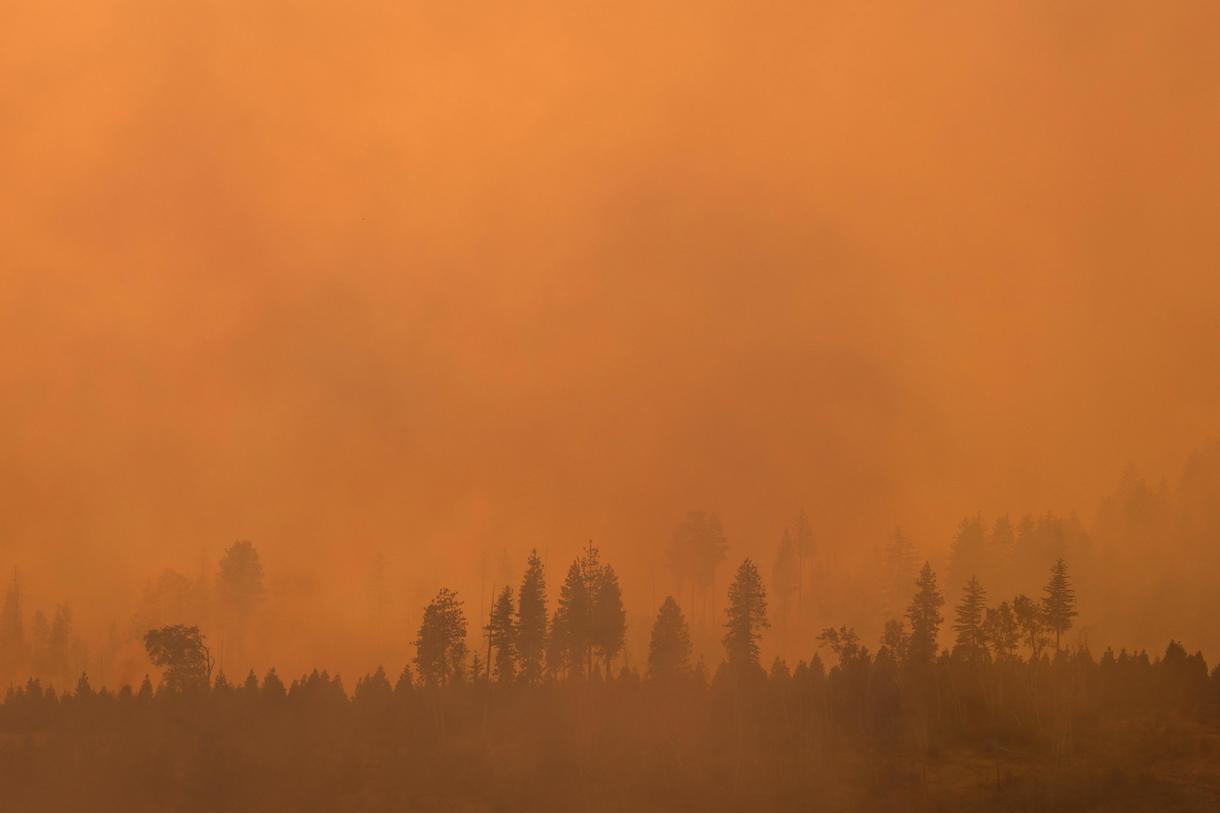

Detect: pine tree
262,668,287,702
553,542,606,681
414,588,468,688
952,575,988,663
647,596,692,683
592,563,626,677
515,549,547,685
484,586,516,685
905,562,944,668
1041,557,1078,652
723,558,769,670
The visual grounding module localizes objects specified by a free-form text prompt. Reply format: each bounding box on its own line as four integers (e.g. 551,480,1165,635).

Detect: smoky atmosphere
2,2,1220,811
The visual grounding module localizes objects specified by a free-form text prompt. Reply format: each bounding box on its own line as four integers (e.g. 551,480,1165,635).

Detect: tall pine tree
485,586,516,685
723,559,769,671
592,563,626,677
952,575,988,663
515,550,547,685
414,589,467,689
1041,557,1077,652
906,562,944,668
647,596,692,683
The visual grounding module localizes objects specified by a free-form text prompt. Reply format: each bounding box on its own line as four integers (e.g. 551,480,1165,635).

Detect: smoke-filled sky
2,2,1219,663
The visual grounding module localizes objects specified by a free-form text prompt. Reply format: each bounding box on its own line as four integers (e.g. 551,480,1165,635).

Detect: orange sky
2,2,1219,672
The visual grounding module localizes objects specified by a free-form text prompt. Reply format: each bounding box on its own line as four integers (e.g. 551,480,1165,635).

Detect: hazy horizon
3,1,1220,685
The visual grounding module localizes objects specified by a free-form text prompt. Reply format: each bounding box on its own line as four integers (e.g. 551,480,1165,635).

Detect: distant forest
3,538,1220,810
4,443,1220,810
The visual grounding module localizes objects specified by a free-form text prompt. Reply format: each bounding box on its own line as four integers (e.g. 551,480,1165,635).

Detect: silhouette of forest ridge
3,545,1220,811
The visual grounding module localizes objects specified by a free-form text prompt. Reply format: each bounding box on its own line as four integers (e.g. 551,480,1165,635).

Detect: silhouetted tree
817,625,863,666
723,559,769,670
552,542,621,680
668,511,728,633
880,618,909,665
485,586,516,685
952,576,988,663
592,563,626,677
906,563,944,668
647,596,693,684
515,549,547,685
262,667,287,702
553,551,595,680
982,600,1019,661
217,540,265,664
143,625,214,693
414,589,467,689
1013,593,1048,660
1041,557,1077,652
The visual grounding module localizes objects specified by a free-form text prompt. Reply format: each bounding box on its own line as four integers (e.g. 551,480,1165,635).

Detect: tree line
3,544,1218,811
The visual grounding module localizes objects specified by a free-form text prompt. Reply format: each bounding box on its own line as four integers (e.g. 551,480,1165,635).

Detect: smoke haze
3,1,1219,679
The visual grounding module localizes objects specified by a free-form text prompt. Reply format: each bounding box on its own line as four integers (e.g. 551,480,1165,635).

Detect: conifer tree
1041,557,1078,652
723,558,769,670
553,542,605,680
485,586,516,685
515,549,547,684
906,562,944,668
592,563,626,677
647,596,692,684
262,668,287,702
952,575,988,663
414,588,468,688
393,664,414,695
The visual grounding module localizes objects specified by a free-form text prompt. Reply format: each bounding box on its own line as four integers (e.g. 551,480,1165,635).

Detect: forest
2,534,1220,811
